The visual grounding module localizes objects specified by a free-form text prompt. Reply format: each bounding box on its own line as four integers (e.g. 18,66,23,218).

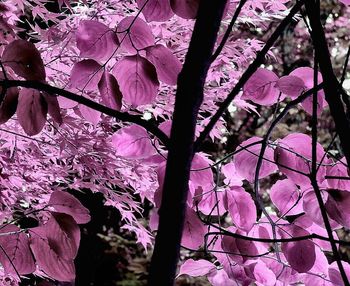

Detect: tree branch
194,0,304,151
148,1,228,285
0,79,170,147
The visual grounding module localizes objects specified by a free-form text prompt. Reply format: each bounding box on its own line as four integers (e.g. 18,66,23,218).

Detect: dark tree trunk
147,1,228,285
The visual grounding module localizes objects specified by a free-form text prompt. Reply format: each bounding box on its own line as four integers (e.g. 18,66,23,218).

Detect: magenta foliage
0,0,350,285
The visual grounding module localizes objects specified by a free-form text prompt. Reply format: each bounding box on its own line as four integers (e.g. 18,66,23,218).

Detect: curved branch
0,79,170,147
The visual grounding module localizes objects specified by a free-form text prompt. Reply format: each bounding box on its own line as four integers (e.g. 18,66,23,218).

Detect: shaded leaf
49,191,91,224
117,17,155,53
145,44,182,85
98,71,123,111
111,125,156,159
170,0,200,19
137,0,174,22
0,224,35,275
2,39,46,80
76,20,119,61
70,59,103,91
112,55,159,107
177,259,215,277
16,88,48,136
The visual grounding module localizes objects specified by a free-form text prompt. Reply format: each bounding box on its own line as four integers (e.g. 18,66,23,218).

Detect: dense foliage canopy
1,0,350,285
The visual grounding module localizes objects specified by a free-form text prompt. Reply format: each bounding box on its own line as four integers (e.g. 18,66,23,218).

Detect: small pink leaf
227,186,256,232
70,59,103,91
145,44,182,85
242,68,281,106
16,88,48,136
49,191,91,224
0,224,35,275
270,179,303,216
233,137,277,182
340,0,350,5
170,0,200,19
276,75,305,98
325,190,350,228
42,92,62,125
178,259,215,277
78,104,101,126
117,16,155,53
98,71,123,111
76,20,119,61
112,55,159,107
289,67,326,115
222,162,243,187
274,133,329,186
190,153,214,191
2,39,46,80
137,0,174,22
327,158,350,191
181,207,206,249
111,125,156,159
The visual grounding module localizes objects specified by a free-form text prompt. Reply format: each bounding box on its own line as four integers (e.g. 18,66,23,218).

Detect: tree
1,0,350,285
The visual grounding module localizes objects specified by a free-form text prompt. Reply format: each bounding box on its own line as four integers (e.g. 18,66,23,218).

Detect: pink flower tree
1,0,350,285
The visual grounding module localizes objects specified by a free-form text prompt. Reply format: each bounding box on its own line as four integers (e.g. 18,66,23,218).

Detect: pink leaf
326,158,350,191
78,104,101,126
233,137,277,182
16,88,48,136
325,190,350,228
30,232,75,282
112,55,159,107
328,261,350,286
340,0,350,4
117,16,155,53
178,259,215,277
145,44,182,85
276,75,305,99
280,226,316,273
98,71,123,111
137,0,174,22
198,189,227,216
0,225,35,275
270,179,303,216
70,59,103,91
76,20,119,61
253,261,277,286
302,190,340,229
111,125,156,159
181,207,206,249
274,133,329,186
29,213,79,281
208,269,236,286
227,186,256,232
2,39,46,80
170,0,200,19
289,67,326,115
0,75,18,124
190,153,214,191
242,68,281,106
49,191,91,224
32,213,80,260
222,162,244,187
42,92,62,125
